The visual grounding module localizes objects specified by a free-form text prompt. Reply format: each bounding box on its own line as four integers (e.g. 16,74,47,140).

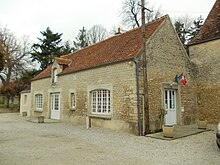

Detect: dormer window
52,68,58,83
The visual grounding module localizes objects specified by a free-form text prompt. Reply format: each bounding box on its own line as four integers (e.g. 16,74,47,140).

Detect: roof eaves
188,36,220,46
31,75,51,82
20,90,31,94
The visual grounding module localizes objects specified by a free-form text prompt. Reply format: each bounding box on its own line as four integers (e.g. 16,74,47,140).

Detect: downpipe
132,58,142,136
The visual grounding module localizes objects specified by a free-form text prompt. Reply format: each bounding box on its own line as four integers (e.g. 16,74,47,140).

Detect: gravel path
0,113,219,165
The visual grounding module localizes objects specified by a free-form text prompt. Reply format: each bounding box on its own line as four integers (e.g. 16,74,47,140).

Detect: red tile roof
33,65,52,80
32,16,167,81
190,0,220,45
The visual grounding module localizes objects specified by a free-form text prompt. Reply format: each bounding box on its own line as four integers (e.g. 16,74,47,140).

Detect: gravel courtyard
0,113,219,165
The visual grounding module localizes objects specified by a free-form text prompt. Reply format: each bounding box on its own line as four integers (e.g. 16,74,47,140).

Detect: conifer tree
73,27,89,50
31,27,63,70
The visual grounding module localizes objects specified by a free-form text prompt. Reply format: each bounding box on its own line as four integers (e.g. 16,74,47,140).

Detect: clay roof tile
190,0,220,44
32,15,167,81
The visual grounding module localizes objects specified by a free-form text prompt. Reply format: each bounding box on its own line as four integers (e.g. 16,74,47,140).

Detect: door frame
162,83,181,126
50,92,60,120
164,89,177,125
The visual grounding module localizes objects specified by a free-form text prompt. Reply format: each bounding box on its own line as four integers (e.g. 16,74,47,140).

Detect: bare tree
121,0,163,29
0,40,4,72
87,25,109,45
0,27,32,84
175,15,194,31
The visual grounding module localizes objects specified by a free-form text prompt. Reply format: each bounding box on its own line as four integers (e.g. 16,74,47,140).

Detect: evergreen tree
174,21,188,44
20,69,40,85
31,27,63,70
60,41,75,55
174,16,203,45
73,27,89,50
188,16,203,42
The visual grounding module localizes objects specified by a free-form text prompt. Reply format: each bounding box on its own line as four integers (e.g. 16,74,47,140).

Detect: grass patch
0,103,19,109
0,104,7,108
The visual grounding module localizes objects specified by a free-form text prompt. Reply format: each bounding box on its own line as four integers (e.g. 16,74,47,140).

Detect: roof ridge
62,15,168,58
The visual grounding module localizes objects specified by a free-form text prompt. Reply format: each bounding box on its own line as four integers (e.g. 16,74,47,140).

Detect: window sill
70,107,76,111
88,114,111,120
51,82,58,86
34,110,43,113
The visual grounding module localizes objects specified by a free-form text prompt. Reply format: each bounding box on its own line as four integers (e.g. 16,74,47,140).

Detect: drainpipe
132,58,142,136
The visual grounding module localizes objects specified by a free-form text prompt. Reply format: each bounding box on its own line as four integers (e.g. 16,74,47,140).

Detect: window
71,93,76,109
35,94,43,109
91,90,111,115
53,68,58,83
164,90,176,110
24,95,27,105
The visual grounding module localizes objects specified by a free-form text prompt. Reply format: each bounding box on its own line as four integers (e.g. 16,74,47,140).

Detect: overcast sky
0,0,216,43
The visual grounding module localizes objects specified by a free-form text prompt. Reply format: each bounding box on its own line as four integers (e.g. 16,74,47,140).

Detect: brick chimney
115,27,121,35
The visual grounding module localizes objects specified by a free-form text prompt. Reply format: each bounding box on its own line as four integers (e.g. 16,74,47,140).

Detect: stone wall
20,91,31,116
189,39,220,123
31,61,139,134
145,17,197,130
196,83,220,123
190,39,220,83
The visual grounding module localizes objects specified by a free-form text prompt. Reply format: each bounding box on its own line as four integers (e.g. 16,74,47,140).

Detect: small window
24,95,27,105
71,93,76,109
91,89,111,115
53,68,58,83
35,94,43,109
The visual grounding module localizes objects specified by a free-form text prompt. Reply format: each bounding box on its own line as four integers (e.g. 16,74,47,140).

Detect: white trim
87,83,113,116
90,89,111,115
35,94,43,111
51,93,60,120
52,68,58,83
69,89,76,110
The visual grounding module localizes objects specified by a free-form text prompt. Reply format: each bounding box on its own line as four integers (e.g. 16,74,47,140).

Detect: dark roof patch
190,0,220,45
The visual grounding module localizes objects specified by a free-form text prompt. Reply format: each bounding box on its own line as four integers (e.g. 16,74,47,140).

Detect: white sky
0,0,216,43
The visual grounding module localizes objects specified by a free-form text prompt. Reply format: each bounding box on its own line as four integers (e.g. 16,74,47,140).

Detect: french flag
180,75,187,86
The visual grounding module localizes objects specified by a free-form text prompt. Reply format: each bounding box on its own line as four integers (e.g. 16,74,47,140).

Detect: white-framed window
71,93,76,109
52,68,58,83
35,94,43,109
91,89,111,115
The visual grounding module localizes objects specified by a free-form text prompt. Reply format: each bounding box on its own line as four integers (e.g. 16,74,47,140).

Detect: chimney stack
118,27,120,34
115,27,121,35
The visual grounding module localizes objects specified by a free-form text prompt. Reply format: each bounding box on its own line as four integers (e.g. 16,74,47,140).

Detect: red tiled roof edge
31,65,52,81
189,0,220,45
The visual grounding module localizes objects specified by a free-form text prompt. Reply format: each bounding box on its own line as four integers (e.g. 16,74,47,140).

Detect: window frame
35,94,43,111
70,92,76,110
52,68,58,83
24,95,27,105
90,89,111,115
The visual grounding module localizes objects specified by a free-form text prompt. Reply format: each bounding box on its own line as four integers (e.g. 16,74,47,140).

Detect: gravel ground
0,113,219,165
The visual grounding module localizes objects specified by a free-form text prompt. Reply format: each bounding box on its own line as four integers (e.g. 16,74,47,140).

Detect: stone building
21,15,197,135
188,0,220,123
20,90,31,116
